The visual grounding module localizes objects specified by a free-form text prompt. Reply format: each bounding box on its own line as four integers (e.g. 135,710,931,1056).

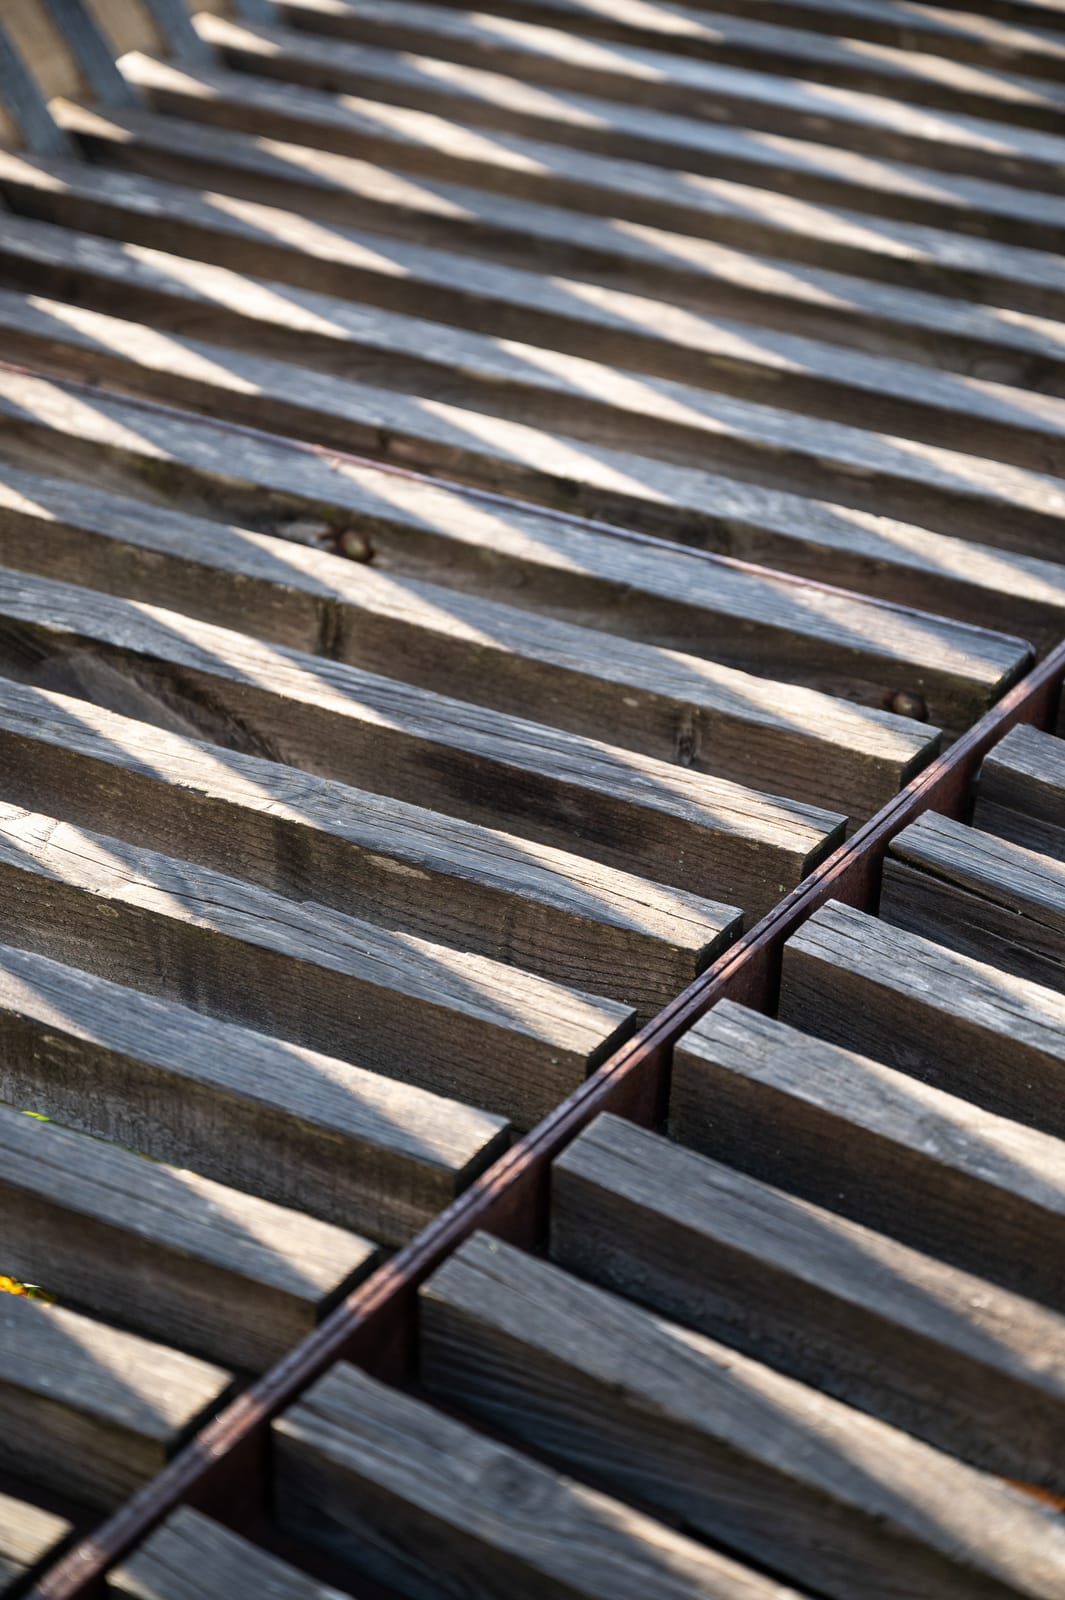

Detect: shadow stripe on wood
551,1112,1065,1492
420,1233,1065,1600
0,463,938,824
107,1509,353,1600
0,800,635,1127
273,1361,812,1599
0,938,508,1243
0,1103,380,1373
671,1000,1065,1310
0,1292,232,1511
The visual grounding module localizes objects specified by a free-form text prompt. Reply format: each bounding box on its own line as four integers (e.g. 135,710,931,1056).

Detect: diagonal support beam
140,0,214,65
39,0,138,106
0,20,73,155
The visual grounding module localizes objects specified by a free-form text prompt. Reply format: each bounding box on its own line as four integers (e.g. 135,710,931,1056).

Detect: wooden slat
882,810,1065,992
0,20,73,156
975,722,1065,857
0,678,739,1017
0,1103,379,1372
671,999,1065,1310
420,1232,1065,1600
0,800,634,1127
0,1492,70,1595
273,1362,811,1600
0,565,844,913
107,1509,352,1600
0,371,1028,724
780,898,1065,1138
0,294,1057,652
4,210,1065,482
287,0,1065,79
192,8,1065,185
551,1112,1065,1492
108,58,1065,318
271,0,1065,130
0,938,508,1245
0,1293,232,1510
0,463,937,824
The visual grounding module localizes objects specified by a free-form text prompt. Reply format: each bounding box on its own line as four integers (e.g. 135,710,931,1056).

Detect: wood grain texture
0,1491,70,1595
193,8,1065,185
3,208,1064,484
274,1362,809,1600
882,811,1065,992
0,800,633,1127
0,462,935,824
421,1233,1065,1600
0,565,843,914
0,677,738,1017
975,722,1065,860
0,938,509,1245
780,899,1065,1138
0,1102,379,1372
120,42,1065,311
551,1112,1065,1491
0,1292,232,1510
0,364,1046,705
108,1509,352,1600
671,1000,1065,1310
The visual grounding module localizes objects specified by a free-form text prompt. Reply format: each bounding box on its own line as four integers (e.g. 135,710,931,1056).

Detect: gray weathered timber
0,567,843,914
0,1293,231,1510
38,0,138,107
0,298,1058,643
551,1113,1065,1491
140,0,214,63
0,680,738,1017
0,1492,71,1595
0,1103,379,1372
270,0,1065,127
0,464,936,823
671,1000,1065,1309
0,801,633,1127
882,811,1065,992
3,212,1065,485
975,722,1065,860
192,8,1065,185
0,21,72,157
420,1233,1065,1600
0,371,1024,723
274,1363,810,1600
108,1509,353,1600
7,142,1064,391
0,940,507,1244
780,900,1065,1139
104,58,1065,320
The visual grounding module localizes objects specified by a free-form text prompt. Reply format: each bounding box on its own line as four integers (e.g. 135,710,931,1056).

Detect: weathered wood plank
0,292,1059,629
0,801,634,1127
272,0,1065,130
107,1509,353,1600
551,1112,1065,1492
0,679,739,1017
111,56,1065,317
193,8,1065,184
975,722,1065,859
8,143,1063,390
0,1103,379,1372
882,811,1065,992
672,999,1065,1309
0,1492,70,1595
274,1362,811,1599
4,210,1065,481
0,464,937,824
780,898,1065,1138
0,371,1027,724
0,939,508,1244
0,566,844,913
0,1293,232,1510
421,1233,1065,1600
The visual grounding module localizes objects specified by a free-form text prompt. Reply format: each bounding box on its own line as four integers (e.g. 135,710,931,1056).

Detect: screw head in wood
889,690,928,721
338,529,375,563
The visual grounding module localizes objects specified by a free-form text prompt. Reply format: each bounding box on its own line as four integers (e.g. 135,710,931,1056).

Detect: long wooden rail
0,0,1062,1592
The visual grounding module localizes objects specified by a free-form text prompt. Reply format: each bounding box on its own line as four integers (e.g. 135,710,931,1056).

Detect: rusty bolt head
337,529,375,563
889,690,928,721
